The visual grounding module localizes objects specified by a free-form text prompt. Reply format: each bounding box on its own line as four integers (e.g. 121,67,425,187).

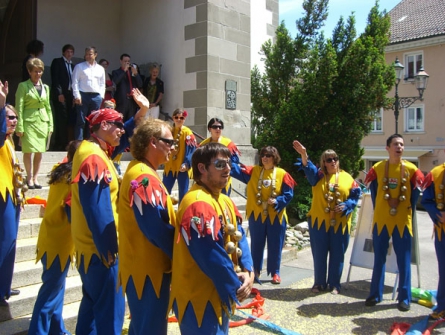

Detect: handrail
231,187,247,200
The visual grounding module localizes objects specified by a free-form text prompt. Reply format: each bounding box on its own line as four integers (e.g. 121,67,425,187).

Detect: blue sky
279,0,401,38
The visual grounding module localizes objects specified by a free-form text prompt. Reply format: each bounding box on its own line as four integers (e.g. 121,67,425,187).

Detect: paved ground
152,210,445,335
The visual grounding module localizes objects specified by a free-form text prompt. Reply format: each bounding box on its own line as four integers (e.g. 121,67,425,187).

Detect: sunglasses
325,157,339,163
174,116,185,120
212,158,231,170
158,137,175,146
107,121,124,130
261,154,273,158
6,115,17,120
210,125,223,130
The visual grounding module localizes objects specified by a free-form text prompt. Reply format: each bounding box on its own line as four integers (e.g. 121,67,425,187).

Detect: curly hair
130,119,172,161
48,140,82,185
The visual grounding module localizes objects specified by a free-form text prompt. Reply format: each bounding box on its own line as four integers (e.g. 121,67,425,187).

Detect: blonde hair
103,100,116,109
26,58,44,72
319,149,339,175
130,119,172,161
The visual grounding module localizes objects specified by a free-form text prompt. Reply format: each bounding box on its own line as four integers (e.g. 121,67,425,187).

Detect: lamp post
392,57,429,134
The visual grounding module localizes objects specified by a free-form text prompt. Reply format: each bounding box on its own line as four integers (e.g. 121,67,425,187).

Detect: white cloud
280,0,304,15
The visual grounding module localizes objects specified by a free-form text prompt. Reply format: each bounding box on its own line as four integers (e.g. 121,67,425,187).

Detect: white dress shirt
72,61,105,99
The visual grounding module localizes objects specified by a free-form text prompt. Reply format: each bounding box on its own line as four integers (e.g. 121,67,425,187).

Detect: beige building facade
361,0,445,175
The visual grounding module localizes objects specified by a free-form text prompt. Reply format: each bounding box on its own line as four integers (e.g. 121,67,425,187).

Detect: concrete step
15,238,37,263
17,218,41,240
11,259,79,289
0,275,82,322
0,300,81,335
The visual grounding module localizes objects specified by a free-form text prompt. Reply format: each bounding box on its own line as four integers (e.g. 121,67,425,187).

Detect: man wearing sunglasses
118,118,176,334
364,134,424,312
169,143,254,334
70,94,150,334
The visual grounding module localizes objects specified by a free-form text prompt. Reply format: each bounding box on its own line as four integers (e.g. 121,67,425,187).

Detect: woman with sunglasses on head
231,146,296,284
293,140,361,294
0,81,27,306
162,109,197,203
199,118,240,195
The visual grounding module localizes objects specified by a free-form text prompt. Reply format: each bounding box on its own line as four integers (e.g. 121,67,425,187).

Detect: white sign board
349,193,399,273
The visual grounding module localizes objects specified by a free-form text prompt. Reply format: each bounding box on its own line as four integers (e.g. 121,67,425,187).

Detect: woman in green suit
15,58,53,189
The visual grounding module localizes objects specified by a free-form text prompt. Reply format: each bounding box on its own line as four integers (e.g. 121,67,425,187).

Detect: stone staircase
0,151,249,335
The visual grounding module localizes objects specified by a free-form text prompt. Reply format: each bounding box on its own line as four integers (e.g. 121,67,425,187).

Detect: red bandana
86,108,123,128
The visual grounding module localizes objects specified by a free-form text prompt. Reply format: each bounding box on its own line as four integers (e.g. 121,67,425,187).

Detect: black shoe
365,297,379,306
0,298,8,307
10,289,20,296
397,301,410,312
34,184,43,189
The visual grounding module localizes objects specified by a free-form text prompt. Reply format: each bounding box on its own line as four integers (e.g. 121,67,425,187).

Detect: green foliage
251,0,394,218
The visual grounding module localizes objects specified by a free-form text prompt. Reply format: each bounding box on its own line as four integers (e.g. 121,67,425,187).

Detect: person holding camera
112,53,142,121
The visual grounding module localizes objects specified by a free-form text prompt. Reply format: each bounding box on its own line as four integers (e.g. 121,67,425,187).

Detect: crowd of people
1,40,444,335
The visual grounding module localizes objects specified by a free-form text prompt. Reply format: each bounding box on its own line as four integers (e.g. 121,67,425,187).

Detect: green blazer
15,79,53,133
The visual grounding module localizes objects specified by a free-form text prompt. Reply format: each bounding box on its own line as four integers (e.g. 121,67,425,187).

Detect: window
371,109,383,132
404,52,423,80
405,105,424,131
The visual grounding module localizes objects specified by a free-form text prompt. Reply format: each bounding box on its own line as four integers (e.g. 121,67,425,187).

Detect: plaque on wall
225,80,237,110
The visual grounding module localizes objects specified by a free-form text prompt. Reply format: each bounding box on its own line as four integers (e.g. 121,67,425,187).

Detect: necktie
127,70,133,95
66,61,72,90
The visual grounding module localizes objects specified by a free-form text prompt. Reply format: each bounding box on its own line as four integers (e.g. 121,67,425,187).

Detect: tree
251,0,394,219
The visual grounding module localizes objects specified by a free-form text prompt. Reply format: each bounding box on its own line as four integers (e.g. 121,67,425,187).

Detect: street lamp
392,57,429,134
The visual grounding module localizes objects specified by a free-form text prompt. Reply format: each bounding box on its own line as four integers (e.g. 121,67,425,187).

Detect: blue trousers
74,92,102,140
173,300,229,335
435,230,445,312
368,225,411,304
76,255,125,335
0,193,20,299
162,171,190,203
28,254,71,335
308,219,350,290
249,215,286,276
126,273,171,335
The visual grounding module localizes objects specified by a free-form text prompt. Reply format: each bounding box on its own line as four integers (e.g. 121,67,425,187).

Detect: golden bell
336,198,341,204
256,193,261,198
438,194,444,200
15,171,23,178
236,248,242,257
16,196,23,204
225,242,236,254
439,184,445,190
335,192,341,197
234,231,242,241
382,185,389,191
324,193,329,199
257,185,262,190
16,180,23,188
226,223,235,235
401,186,407,192
437,203,444,210
22,184,29,193
272,192,277,197
324,207,330,213
383,177,388,183
399,195,406,201
234,265,242,273
257,199,262,205
327,196,333,202
384,193,390,200
401,178,407,184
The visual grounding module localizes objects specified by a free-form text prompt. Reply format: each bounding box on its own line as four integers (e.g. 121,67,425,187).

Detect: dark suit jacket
50,57,74,99
111,68,142,104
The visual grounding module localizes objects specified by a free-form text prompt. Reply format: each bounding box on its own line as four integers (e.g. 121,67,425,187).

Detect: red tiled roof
389,0,445,44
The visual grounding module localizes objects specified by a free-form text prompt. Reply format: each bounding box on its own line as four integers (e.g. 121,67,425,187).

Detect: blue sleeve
340,187,361,217
187,227,241,306
236,223,254,272
410,179,421,210
421,182,441,224
274,181,294,213
132,202,175,259
295,159,321,186
183,142,195,168
0,107,6,147
230,162,251,184
231,152,240,164
111,118,135,159
78,180,118,259
65,204,71,223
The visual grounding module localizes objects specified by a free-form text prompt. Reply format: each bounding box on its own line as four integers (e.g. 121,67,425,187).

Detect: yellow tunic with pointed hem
372,160,419,237
307,170,355,234
169,184,238,327
163,125,194,177
36,171,74,272
71,140,119,273
428,164,445,240
118,160,175,300
246,166,289,224
0,138,17,205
